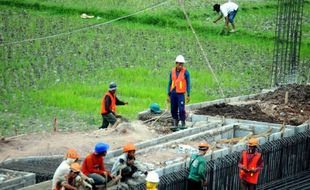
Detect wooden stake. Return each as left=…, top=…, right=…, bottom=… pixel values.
left=53, top=115, right=57, bottom=132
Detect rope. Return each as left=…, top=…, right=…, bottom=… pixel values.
left=0, top=0, right=170, bottom=46
left=178, top=0, right=225, bottom=98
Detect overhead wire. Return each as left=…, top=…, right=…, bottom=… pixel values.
left=178, top=0, right=225, bottom=98
left=0, top=0, right=170, bottom=46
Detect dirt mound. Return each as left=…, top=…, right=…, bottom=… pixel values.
left=195, top=84, right=310, bottom=126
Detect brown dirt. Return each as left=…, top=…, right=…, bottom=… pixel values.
left=0, top=121, right=158, bottom=161
left=195, top=84, right=310, bottom=126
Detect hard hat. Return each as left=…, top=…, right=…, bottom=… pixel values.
left=150, top=103, right=161, bottom=114
left=123, top=143, right=136, bottom=153
left=175, top=55, right=185, bottom=63
left=66, top=149, right=80, bottom=159
left=70, top=162, right=81, bottom=172
left=109, top=82, right=117, bottom=91
left=94, top=143, right=110, bottom=154
left=146, top=171, right=160, bottom=183
left=198, top=142, right=209, bottom=151
left=248, top=138, right=259, bottom=146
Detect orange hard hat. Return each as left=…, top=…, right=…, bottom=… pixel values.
left=66, top=149, right=80, bottom=159
left=248, top=138, right=259, bottom=146
left=198, top=142, right=209, bottom=151
left=123, top=143, right=136, bottom=152
left=70, top=162, right=81, bottom=172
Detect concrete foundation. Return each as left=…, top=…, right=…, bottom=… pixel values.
left=0, top=168, right=35, bottom=190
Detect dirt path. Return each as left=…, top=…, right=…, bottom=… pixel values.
left=0, top=121, right=157, bottom=161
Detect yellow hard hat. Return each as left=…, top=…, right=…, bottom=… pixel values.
left=66, top=149, right=80, bottom=159
left=248, top=138, right=259, bottom=146
left=70, top=163, right=81, bottom=172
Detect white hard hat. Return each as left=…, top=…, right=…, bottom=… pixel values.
left=145, top=171, right=160, bottom=183
left=175, top=55, right=185, bottom=63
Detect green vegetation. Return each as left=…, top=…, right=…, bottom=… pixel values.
left=0, top=0, right=309, bottom=136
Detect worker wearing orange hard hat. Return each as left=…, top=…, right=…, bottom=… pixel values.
left=52, top=149, right=93, bottom=190
left=186, top=142, right=209, bottom=190
left=111, top=143, right=147, bottom=182
left=238, top=138, right=264, bottom=190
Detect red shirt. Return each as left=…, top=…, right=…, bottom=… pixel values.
left=82, top=153, right=110, bottom=176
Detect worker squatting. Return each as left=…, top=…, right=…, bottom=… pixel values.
left=52, top=138, right=263, bottom=190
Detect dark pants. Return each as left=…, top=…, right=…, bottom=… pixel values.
left=170, top=91, right=185, bottom=122
left=100, top=113, right=116, bottom=129
left=241, top=179, right=257, bottom=190
left=186, top=178, right=202, bottom=190
left=120, top=165, right=138, bottom=182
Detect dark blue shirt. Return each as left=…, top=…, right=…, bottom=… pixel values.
left=167, top=68, right=190, bottom=96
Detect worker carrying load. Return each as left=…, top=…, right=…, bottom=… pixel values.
left=82, top=143, right=114, bottom=189
left=54, top=162, right=87, bottom=190
left=52, top=149, right=93, bottom=190
left=238, top=138, right=264, bottom=190
left=111, top=143, right=147, bottom=182
left=186, top=142, right=209, bottom=190
left=145, top=171, right=160, bottom=190
left=100, top=82, right=128, bottom=129
left=167, top=55, right=191, bottom=131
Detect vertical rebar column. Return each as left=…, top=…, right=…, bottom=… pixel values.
left=271, top=0, right=304, bottom=86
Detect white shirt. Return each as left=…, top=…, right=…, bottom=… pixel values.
left=52, top=160, right=71, bottom=188
left=220, top=2, right=238, bottom=17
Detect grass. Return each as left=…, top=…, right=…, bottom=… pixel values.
left=0, top=0, right=309, bottom=136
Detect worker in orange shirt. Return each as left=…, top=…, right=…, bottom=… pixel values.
left=82, top=143, right=114, bottom=187
left=238, top=138, right=264, bottom=190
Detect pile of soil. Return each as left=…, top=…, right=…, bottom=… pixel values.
left=138, top=111, right=174, bottom=134
left=195, top=84, right=310, bottom=126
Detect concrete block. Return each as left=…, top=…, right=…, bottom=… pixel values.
left=296, top=122, right=310, bottom=133
left=0, top=168, right=35, bottom=190
left=270, top=133, right=281, bottom=140
left=191, top=115, right=208, bottom=122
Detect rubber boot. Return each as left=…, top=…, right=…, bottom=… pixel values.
left=170, top=119, right=179, bottom=132
left=179, top=120, right=187, bottom=130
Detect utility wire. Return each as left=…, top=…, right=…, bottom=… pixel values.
left=178, top=0, right=225, bottom=98
left=0, top=0, right=170, bottom=46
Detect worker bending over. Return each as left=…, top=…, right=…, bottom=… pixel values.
left=54, top=163, right=83, bottom=190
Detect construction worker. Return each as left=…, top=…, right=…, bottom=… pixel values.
left=82, top=143, right=114, bottom=187
left=52, top=149, right=93, bottom=190
left=167, top=55, right=190, bottom=130
left=100, top=82, right=128, bottom=129
left=54, top=162, right=83, bottom=190
left=111, top=143, right=147, bottom=182
left=238, top=138, right=264, bottom=190
left=186, top=143, right=209, bottom=190
left=145, top=171, right=160, bottom=190
left=213, top=2, right=239, bottom=33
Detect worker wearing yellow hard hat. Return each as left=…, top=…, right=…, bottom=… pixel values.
left=146, top=171, right=160, bottom=190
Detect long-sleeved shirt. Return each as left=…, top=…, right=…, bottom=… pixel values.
left=81, top=153, right=110, bottom=176
left=238, top=151, right=264, bottom=171
left=167, top=68, right=190, bottom=96
left=104, top=93, right=126, bottom=114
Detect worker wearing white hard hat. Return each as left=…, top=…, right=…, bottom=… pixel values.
left=167, top=55, right=191, bottom=131
left=146, top=171, right=160, bottom=190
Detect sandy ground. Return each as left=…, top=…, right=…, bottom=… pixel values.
left=0, top=121, right=158, bottom=161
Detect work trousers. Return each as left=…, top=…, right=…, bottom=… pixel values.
left=241, top=179, right=257, bottom=190
left=101, top=113, right=116, bottom=129
left=170, top=91, right=185, bottom=122
left=186, top=178, right=203, bottom=190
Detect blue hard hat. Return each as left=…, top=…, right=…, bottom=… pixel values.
left=150, top=103, right=161, bottom=114
left=109, top=82, right=117, bottom=91
left=94, top=143, right=110, bottom=154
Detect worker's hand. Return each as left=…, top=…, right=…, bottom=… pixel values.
left=102, top=171, right=108, bottom=176
left=186, top=96, right=190, bottom=103
left=203, top=180, right=208, bottom=186
left=242, top=166, right=248, bottom=171
left=86, top=177, right=94, bottom=184
left=166, top=95, right=170, bottom=103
